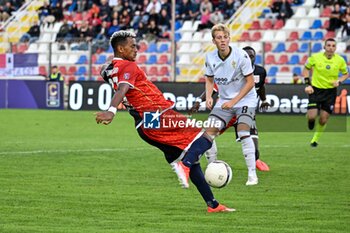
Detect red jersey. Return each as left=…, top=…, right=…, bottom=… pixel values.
left=110, top=58, right=201, bottom=150
left=111, top=58, right=173, bottom=114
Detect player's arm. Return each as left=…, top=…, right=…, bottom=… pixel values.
left=333, top=59, right=349, bottom=87
left=95, top=83, right=130, bottom=125
left=302, top=66, right=314, bottom=94
left=206, top=76, right=215, bottom=109
left=222, top=73, right=255, bottom=110
left=334, top=73, right=349, bottom=87
left=257, top=68, right=270, bottom=111
left=190, top=88, right=218, bottom=114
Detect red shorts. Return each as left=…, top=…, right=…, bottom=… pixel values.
left=140, top=109, right=202, bottom=150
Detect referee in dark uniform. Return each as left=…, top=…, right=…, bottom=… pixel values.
left=302, top=38, right=348, bottom=147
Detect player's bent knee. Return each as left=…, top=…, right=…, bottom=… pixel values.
left=237, top=130, right=250, bottom=140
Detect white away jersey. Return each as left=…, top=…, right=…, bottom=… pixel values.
left=205, top=45, right=257, bottom=107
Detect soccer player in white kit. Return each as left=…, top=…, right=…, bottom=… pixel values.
left=203, top=23, right=258, bottom=185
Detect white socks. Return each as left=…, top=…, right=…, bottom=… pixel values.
left=241, top=136, right=257, bottom=179
left=205, top=140, right=218, bottom=164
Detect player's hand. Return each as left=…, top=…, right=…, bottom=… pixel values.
left=304, top=85, right=314, bottom=94
left=221, top=100, right=235, bottom=110
left=189, top=101, right=201, bottom=115
left=333, top=80, right=340, bottom=87
left=95, top=111, right=115, bottom=125
left=259, top=101, right=271, bottom=111
left=206, top=97, right=213, bottom=110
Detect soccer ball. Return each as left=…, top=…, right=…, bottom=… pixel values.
left=204, top=160, right=232, bottom=188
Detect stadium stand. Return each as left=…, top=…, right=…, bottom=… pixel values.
left=1, top=0, right=349, bottom=83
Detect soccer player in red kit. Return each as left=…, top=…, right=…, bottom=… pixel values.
left=95, top=30, right=234, bottom=213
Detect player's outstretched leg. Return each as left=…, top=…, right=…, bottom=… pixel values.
left=187, top=163, right=235, bottom=213
left=170, top=162, right=189, bottom=188
left=205, top=140, right=218, bottom=164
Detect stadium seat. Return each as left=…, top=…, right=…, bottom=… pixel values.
left=320, top=7, right=332, bottom=17
left=298, top=43, right=309, bottom=53
left=292, top=66, right=302, bottom=76
left=138, top=41, right=148, bottom=52
left=287, top=31, right=299, bottom=41
left=287, top=54, right=300, bottom=65
left=59, top=66, right=67, bottom=75
left=262, top=31, right=274, bottom=41
left=239, top=31, right=251, bottom=41
left=106, top=45, right=113, bottom=53
left=95, top=55, right=107, bottom=64
left=286, top=42, right=299, bottom=52
left=75, top=66, right=87, bottom=75
left=298, top=19, right=310, bottom=30
left=68, top=66, right=77, bottom=75
left=77, top=76, right=86, bottom=81
left=310, top=19, right=322, bottom=29
left=273, top=19, right=284, bottom=30
left=189, top=43, right=201, bottom=53
left=307, top=8, right=320, bottom=18
left=68, top=54, right=79, bottom=64
left=251, top=31, right=262, bottom=41
left=336, top=42, right=346, bottom=53
left=180, top=32, right=193, bottom=42
left=39, top=66, right=47, bottom=76
left=159, top=66, right=170, bottom=76
left=280, top=66, right=290, bottom=72
left=177, top=54, right=191, bottom=64
left=284, top=19, right=296, bottom=30
left=265, top=54, right=276, bottom=65
left=136, top=54, right=147, bottom=64
left=275, top=31, right=286, bottom=41
left=91, top=66, right=100, bottom=76
left=272, top=43, right=286, bottom=53
left=293, top=7, right=307, bottom=18
left=322, top=20, right=329, bottom=29
left=178, top=43, right=190, bottom=53
left=312, top=31, right=324, bottom=41
left=300, top=31, right=312, bottom=41
left=267, top=66, right=278, bottom=76
left=146, top=55, right=157, bottom=64
left=255, top=54, right=262, bottom=64
left=76, top=55, right=88, bottom=64
left=146, top=42, right=158, bottom=53
left=311, top=43, right=322, bottom=52
left=175, top=21, right=182, bottom=31
left=192, top=32, right=203, bottom=41
left=180, top=20, right=193, bottom=32
left=276, top=54, right=288, bottom=64
left=174, top=32, right=181, bottom=42
left=264, top=43, right=272, bottom=53
left=249, top=20, right=261, bottom=30
left=300, top=55, right=308, bottom=64
left=157, top=54, right=169, bottom=64
left=158, top=43, right=169, bottom=53
left=325, top=30, right=335, bottom=39
left=148, top=66, right=159, bottom=76
left=262, top=19, right=273, bottom=30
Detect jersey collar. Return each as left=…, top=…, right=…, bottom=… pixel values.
left=217, top=46, right=232, bottom=61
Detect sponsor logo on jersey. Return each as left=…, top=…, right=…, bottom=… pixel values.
left=124, top=73, right=130, bottom=80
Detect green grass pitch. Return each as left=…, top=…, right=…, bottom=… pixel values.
left=0, top=109, right=349, bottom=233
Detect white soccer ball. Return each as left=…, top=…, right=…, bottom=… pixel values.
left=204, top=160, right=232, bottom=188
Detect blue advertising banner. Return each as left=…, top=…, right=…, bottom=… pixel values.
left=0, top=53, right=39, bottom=76
left=0, top=80, right=64, bottom=109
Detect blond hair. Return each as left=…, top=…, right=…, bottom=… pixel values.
left=211, top=24, right=230, bottom=39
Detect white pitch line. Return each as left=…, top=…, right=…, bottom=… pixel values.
left=0, top=147, right=154, bottom=156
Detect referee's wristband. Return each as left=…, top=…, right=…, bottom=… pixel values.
left=304, top=77, right=310, bottom=85
left=107, top=106, right=117, bottom=115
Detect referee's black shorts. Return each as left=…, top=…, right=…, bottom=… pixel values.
left=307, top=86, right=337, bottom=114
